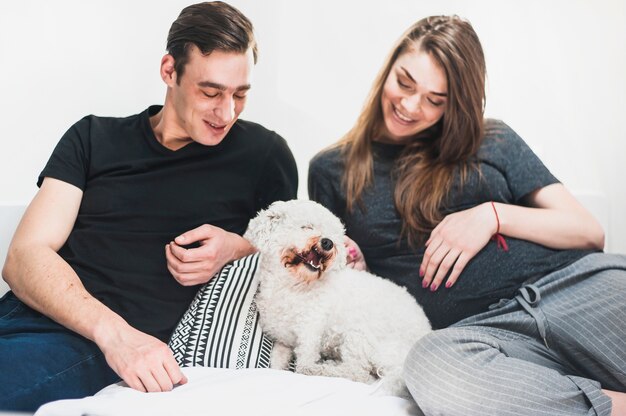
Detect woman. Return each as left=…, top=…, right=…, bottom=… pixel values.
left=308, top=15, right=626, bottom=416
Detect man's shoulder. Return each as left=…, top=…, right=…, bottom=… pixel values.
left=231, top=118, right=280, bottom=143
left=70, top=108, right=148, bottom=135
left=229, top=119, right=297, bottom=172
left=229, top=119, right=295, bottom=163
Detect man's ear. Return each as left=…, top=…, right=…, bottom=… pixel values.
left=160, top=54, right=177, bottom=86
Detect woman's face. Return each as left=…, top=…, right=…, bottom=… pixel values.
left=379, top=48, right=448, bottom=143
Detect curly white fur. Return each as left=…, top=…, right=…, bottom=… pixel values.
left=244, top=200, right=431, bottom=396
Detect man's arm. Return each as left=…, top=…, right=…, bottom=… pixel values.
left=2, top=177, right=186, bottom=392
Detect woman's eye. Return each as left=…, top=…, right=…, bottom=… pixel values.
left=397, top=79, right=411, bottom=90
left=427, top=98, right=444, bottom=107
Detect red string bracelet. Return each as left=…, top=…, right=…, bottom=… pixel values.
left=490, top=201, right=509, bottom=251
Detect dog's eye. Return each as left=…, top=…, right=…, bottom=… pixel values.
left=301, top=224, right=314, bottom=230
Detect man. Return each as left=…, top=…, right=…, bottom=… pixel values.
left=0, top=2, right=297, bottom=411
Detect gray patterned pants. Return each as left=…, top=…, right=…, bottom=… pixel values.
left=403, top=253, right=626, bottom=416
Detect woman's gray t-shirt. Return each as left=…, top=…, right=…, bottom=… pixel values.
left=309, top=119, right=594, bottom=329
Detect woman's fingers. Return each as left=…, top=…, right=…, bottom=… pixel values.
left=428, top=248, right=462, bottom=291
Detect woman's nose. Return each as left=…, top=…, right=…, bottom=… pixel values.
left=401, top=94, right=422, bottom=116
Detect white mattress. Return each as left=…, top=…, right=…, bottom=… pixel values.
left=34, top=367, right=421, bottom=416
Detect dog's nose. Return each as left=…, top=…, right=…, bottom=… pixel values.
left=320, top=238, right=334, bottom=251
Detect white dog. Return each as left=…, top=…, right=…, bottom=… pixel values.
left=244, top=199, right=431, bottom=396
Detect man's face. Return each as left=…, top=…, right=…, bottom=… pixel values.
left=166, top=45, right=254, bottom=147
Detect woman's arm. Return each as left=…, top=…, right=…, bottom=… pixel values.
left=420, top=183, right=604, bottom=291
left=497, top=183, right=604, bottom=250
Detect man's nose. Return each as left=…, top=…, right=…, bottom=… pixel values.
left=213, top=95, right=235, bottom=124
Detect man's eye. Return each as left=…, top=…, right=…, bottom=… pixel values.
left=203, top=92, right=219, bottom=98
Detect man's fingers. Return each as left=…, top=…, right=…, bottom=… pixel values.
left=166, top=246, right=218, bottom=285
left=170, top=241, right=219, bottom=265
left=124, top=374, right=147, bottom=393
left=165, top=244, right=181, bottom=266
left=171, top=269, right=217, bottom=286
left=169, top=270, right=213, bottom=286
left=139, top=370, right=164, bottom=393
left=165, top=245, right=186, bottom=278
left=168, top=242, right=202, bottom=263
left=163, top=358, right=187, bottom=387
left=166, top=245, right=210, bottom=273
left=174, top=224, right=215, bottom=246
left=151, top=366, right=174, bottom=392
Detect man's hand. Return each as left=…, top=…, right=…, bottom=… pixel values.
left=98, top=325, right=187, bottom=392
left=166, top=224, right=254, bottom=286
left=420, top=202, right=496, bottom=291
left=345, top=235, right=367, bottom=271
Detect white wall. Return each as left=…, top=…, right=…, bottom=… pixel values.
left=1, top=0, right=624, bottom=252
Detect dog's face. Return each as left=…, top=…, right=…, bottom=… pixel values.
left=245, top=200, right=348, bottom=284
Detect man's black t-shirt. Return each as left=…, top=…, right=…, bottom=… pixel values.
left=39, top=105, right=298, bottom=341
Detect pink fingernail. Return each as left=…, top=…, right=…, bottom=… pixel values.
left=348, top=247, right=357, bottom=256
left=445, top=281, right=453, bottom=289
left=422, top=280, right=429, bottom=289
left=419, top=269, right=425, bottom=277
left=430, top=283, right=438, bottom=292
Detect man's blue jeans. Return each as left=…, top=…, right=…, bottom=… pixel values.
left=0, top=291, right=120, bottom=412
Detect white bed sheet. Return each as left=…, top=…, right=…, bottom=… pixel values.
left=34, top=367, right=421, bottom=416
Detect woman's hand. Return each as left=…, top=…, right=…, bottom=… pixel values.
left=420, top=202, right=496, bottom=291
left=344, top=236, right=367, bottom=271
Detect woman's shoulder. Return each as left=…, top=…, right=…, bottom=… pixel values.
left=309, top=143, right=345, bottom=172
left=478, top=119, right=547, bottom=169
left=480, top=118, right=528, bottom=152
left=483, top=118, right=519, bottom=140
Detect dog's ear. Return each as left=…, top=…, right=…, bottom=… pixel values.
left=243, top=202, right=285, bottom=250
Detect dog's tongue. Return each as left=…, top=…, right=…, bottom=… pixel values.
left=306, top=251, right=321, bottom=267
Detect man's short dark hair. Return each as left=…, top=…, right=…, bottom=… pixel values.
left=166, top=1, right=257, bottom=82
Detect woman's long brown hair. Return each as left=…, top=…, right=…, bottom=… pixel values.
left=338, top=15, right=486, bottom=246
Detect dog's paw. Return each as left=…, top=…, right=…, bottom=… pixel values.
left=376, top=378, right=412, bottom=398
left=295, top=363, right=327, bottom=376
left=270, top=341, right=294, bottom=370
